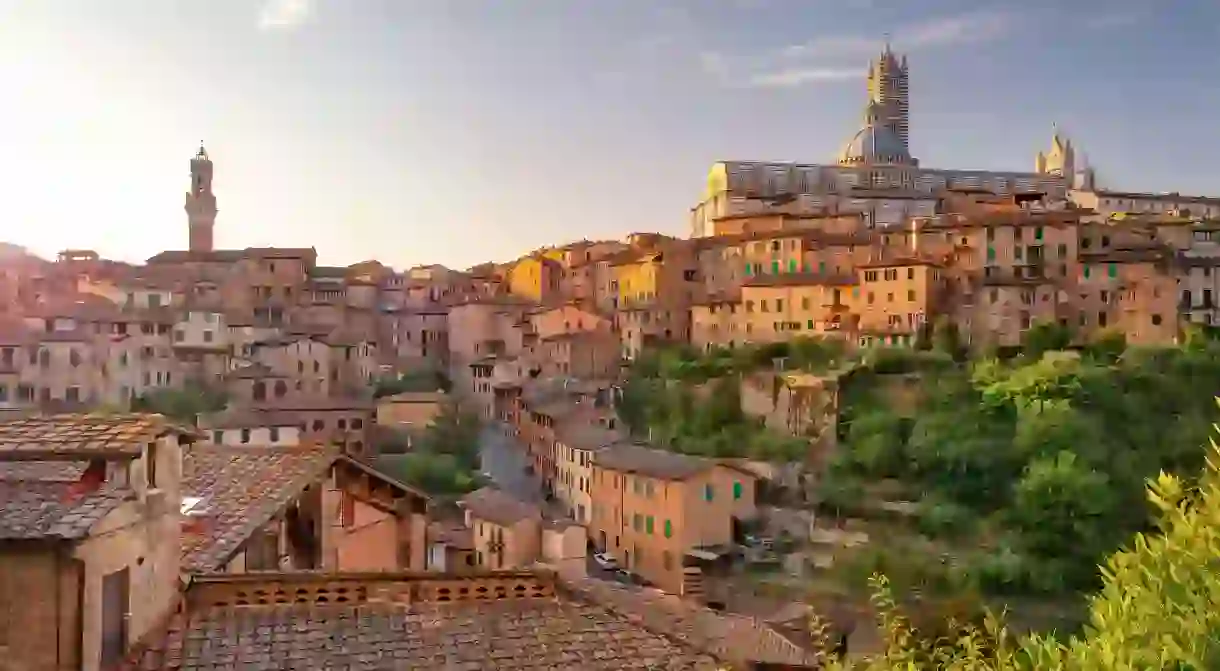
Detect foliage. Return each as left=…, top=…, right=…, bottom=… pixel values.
left=373, top=369, right=451, bottom=397
left=375, top=452, right=480, bottom=498
left=618, top=350, right=811, bottom=463
left=829, top=339, right=1220, bottom=601
left=131, top=383, right=228, bottom=424
left=814, top=418, right=1220, bottom=669
left=375, top=400, right=482, bottom=498
left=1020, top=320, right=1072, bottom=359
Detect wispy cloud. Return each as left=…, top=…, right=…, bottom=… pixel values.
left=1082, top=10, right=1142, bottom=31
left=749, top=67, right=862, bottom=88
left=728, top=10, right=1016, bottom=89
left=258, top=0, right=314, bottom=32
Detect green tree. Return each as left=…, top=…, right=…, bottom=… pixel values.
left=815, top=404, right=1220, bottom=670
left=1006, top=451, right=1121, bottom=590
left=132, top=383, right=228, bottom=424
left=930, top=316, right=967, bottom=361
left=418, top=400, right=482, bottom=469
left=1021, top=320, right=1072, bottom=359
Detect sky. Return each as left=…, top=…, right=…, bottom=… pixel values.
left=0, top=0, right=1216, bottom=269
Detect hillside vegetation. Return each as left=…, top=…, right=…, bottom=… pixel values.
left=622, top=325, right=1220, bottom=614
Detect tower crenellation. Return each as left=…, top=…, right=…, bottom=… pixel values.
left=185, top=143, right=217, bottom=253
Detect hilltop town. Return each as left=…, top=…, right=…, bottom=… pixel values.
left=2, top=46, right=1219, bottom=669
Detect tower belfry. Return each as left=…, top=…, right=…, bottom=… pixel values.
left=867, top=42, right=910, bottom=152
left=185, top=142, right=217, bottom=253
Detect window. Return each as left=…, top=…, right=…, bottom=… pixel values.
left=770, top=261, right=779, bottom=274
left=664, top=520, right=673, bottom=538
left=787, top=259, right=797, bottom=273
left=352, top=418, right=363, bottom=429
left=240, top=428, right=251, bottom=444
left=986, top=247, right=996, bottom=262
left=269, top=427, right=280, bottom=442
left=1107, top=263, right=1117, bottom=278
left=212, top=430, right=223, bottom=444
left=1083, top=266, right=1091, bottom=279
left=1152, top=314, right=1163, bottom=326
left=819, top=261, right=827, bottom=274
left=703, top=484, right=714, bottom=501
left=733, top=481, right=743, bottom=500
left=633, top=513, right=642, bottom=531
left=907, top=290, right=915, bottom=301
left=146, top=442, right=159, bottom=489
left=645, top=516, right=654, bottom=534
left=1035, top=226, right=1044, bottom=241
left=66, top=386, right=80, bottom=402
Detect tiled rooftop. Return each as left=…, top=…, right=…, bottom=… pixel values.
left=180, top=446, right=339, bottom=572
left=0, top=413, right=194, bottom=460
left=459, top=487, right=542, bottom=528
left=566, top=577, right=820, bottom=667
left=0, top=481, right=132, bottom=540
left=593, top=444, right=717, bottom=481
left=122, top=571, right=728, bottom=670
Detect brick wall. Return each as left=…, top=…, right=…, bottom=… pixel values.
left=0, top=544, right=83, bottom=671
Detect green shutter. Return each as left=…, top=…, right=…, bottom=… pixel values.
left=704, top=484, right=714, bottom=501
left=807, top=319, right=814, bottom=329
left=1084, top=266, right=1091, bottom=279
left=733, top=482, right=742, bottom=500
left=819, top=261, right=827, bottom=273
left=788, top=259, right=797, bottom=273
left=986, top=247, right=996, bottom=261
left=1108, top=263, right=1117, bottom=278
left=646, top=516, right=654, bottom=534
left=744, top=264, right=752, bottom=276
left=1035, top=226, right=1044, bottom=240
left=664, top=520, right=672, bottom=538
left=771, top=261, right=779, bottom=274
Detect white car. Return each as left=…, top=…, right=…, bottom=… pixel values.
left=592, top=552, right=617, bottom=569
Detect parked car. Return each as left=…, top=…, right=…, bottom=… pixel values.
left=592, top=552, right=617, bottom=569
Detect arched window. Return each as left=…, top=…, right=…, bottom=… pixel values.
left=252, top=381, right=267, bottom=401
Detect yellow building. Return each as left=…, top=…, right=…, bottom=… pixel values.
left=508, top=256, right=562, bottom=304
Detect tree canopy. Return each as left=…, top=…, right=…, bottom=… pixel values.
left=816, top=414, right=1220, bottom=669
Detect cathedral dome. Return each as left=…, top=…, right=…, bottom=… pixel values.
left=837, top=122, right=913, bottom=166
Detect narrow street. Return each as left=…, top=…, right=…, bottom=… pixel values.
left=476, top=423, right=542, bottom=504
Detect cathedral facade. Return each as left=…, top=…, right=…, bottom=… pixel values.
left=690, top=45, right=1072, bottom=237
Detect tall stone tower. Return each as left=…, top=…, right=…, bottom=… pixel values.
left=867, top=43, right=910, bottom=152
left=185, top=144, right=217, bottom=253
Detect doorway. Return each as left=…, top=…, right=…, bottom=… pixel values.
left=100, top=567, right=130, bottom=666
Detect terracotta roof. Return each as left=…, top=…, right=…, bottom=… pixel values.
left=554, top=418, right=622, bottom=451
left=197, top=408, right=301, bottom=430
left=0, top=481, right=132, bottom=540
left=428, top=521, right=475, bottom=550
left=459, top=487, right=542, bottom=528
left=382, top=391, right=446, bottom=404
left=0, top=460, right=88, bottom=482
left=0, top=413, right=195, bottom=460
left=146, top=247, right=318, bottom=264
left=858, top=256, right=942, bottom=269
left=564, top=576, right=821, bottom=667
left=225, top=362, right=284, bottom=380
left=742, top=272, right=858, bottom=288
left=593, top=444, right=753, bottom=482
left=180, top=445, right=339, bottom=572
left=253, top=395, right=374, bottom=412
left=123, top=571, right=722, bottom=670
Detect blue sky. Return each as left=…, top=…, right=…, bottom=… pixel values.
left=0, top=0, right=1213, bottom=269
